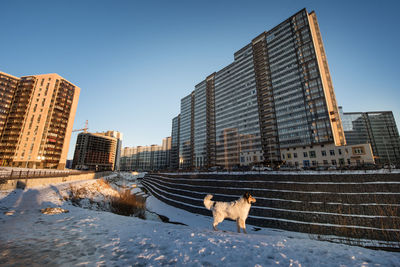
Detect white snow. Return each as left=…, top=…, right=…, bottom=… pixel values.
left=0, top=174, right=399, bottom=266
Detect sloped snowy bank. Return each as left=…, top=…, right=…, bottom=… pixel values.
left=0, top=175, right=399, bottom=266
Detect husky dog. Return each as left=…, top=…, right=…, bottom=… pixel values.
left=204, top=193, right=256, bottom=234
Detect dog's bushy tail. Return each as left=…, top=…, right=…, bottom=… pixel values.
left=203, top=194, right=214, bottom=210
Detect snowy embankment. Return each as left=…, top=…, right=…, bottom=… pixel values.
left=0, top=175, right=399, bottom=266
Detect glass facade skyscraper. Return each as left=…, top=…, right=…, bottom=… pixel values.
left=340, top=107, right=400, bottom=165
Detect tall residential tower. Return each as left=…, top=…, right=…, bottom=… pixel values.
left=0, top=72, right=80, bottom=169
left=176, top=8, right=345, bottom=170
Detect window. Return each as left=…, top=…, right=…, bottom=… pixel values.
left=339, top=158, right=345, bottom=165
left=338, top=149, right=342, bottom=155
left=303, top=152, right=308, bottom=157
left=309, top=151, right=316, bottom=158
left=323, top=160, right=328, bottom=165
left=331, top=160, right=337, bottom=165
left=330, top=150, right=335, bottom=156
left=287, top=153, right=292, bottom=159
left=321, top=150, right=326, bottom=156
left=282, top=154, right=285, bottom=159
left=312, top=161, right=317, bottom=166
left=353, top=147, right=365, bottom=155
left=293, top=153, right=297, bottom=158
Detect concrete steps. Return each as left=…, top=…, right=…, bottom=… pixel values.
left=142, top=173, right=400, bottom=242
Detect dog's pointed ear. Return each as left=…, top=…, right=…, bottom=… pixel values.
left=243, top=192, right=249, bottom=199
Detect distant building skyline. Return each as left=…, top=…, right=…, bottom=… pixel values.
left=120, top=136, right=171, bottom=171
left=1, top=1, right=399, bottom=161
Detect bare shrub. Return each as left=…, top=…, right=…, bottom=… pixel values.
left=110, top=189, right=146, bottom=219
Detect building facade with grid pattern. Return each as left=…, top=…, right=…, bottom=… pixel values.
left=0, top=72, right=80, bottom=169
left=174, top=8, right=346, bottom=170
left=340, top=107, right=400, bottom=165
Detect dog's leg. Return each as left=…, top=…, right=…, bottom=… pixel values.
left=213, top=213, right=224, bottom=231
left=239, top=219, right=247, bottom=234
left=236, top=219, right=241, bottom=233
left=213, top=223, right=218, bottom=231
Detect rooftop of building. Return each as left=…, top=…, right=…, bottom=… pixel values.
left=0, top=71, right=20, bottom=80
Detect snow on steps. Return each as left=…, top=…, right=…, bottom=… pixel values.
left=141, top=172, right=400, bottom=247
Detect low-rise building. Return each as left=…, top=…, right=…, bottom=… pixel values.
left=281, top=143, right=374, bottom=169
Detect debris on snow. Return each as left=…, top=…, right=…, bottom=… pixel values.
left=41, top=207, right=69, bottom=215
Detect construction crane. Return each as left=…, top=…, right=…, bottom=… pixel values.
left=72, top=120, right=89, bottom=133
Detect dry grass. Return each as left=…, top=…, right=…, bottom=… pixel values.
left=110, top=189, right=146, bottom=219
left=66, top=179, right=147, bottom=219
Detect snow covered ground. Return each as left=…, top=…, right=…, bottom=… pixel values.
left=1, top=174, right=399, bottom=266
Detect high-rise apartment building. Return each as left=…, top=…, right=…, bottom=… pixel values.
left=179, top=93, right=194, bottom=169
left=170, top=115, right=180, bottom=169
left=176, top=8, right=345, bottom=170
left=120, top=137, right=171, bottom=171
left=0, top=72, right=20, bottom=136
left=0, top=72, right=80, bottom=169
left=72, top=132, right=118, bottom=171
left=161, top=136, right=172, bottom=168
left=340, top=107, right=400, bottom=165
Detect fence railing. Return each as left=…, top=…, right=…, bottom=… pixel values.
left=0, top=169, right=92, bottom=181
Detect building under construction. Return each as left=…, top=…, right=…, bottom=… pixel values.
left=72, top=131, right=122, bottom=171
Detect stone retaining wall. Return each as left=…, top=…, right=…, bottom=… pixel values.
left=0, top=171, right=113, bottom=190
left=142, top=173, right=400, bottom=243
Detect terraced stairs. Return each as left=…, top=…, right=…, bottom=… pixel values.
left=141, top=172, right=400, bottom=246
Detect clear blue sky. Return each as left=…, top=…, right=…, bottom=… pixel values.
left=1, top=0, right=399, bottom=159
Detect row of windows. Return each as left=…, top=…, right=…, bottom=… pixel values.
left=296, top=158, right=349, bottom=167
left=282, top=148, right=345, bottom=159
